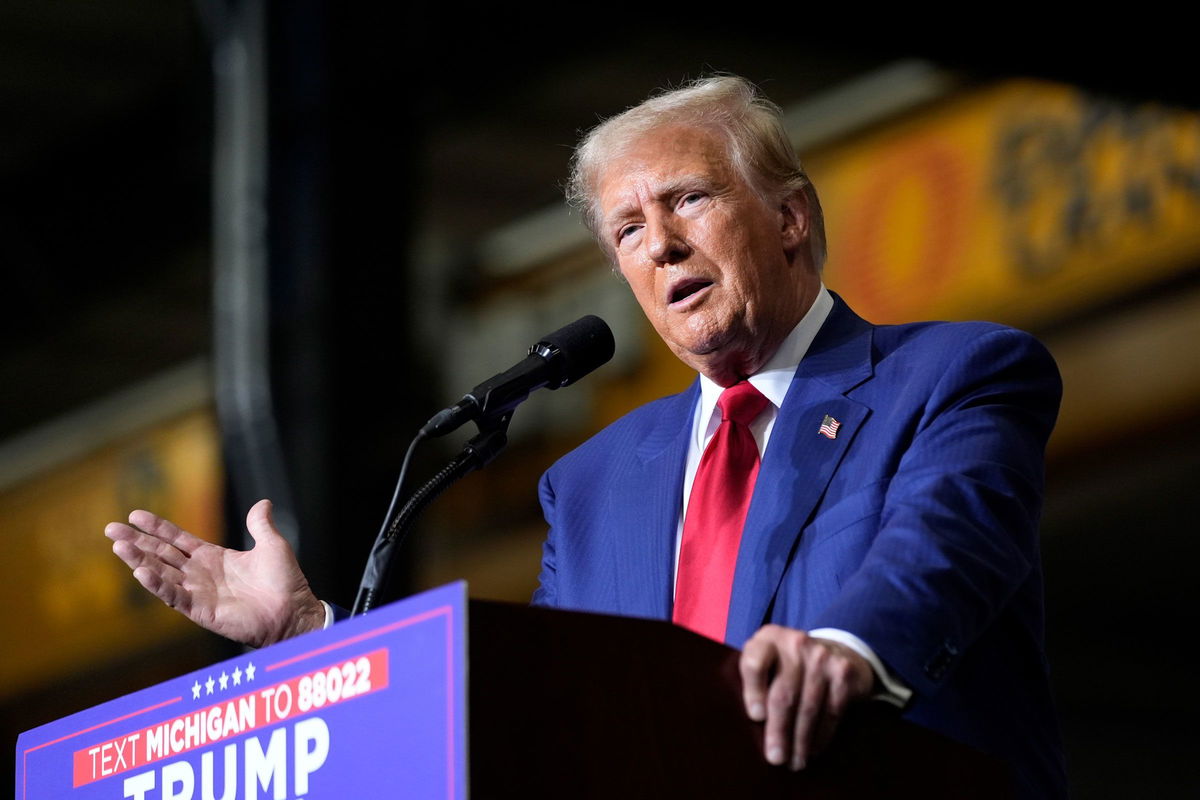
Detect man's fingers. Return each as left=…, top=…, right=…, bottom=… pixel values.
left=742, top=629, right=879, bottom=773
left=131, top=564, right=190, bottom=611
left=816, top=695, right=844, bottom=762
left=105, top=522, right=148, bottom=546
left=126, top=510, right=205, bottom=555
left=104, top=522, right=129, bottom=541
left=763, top=650, right=803, bottom=766
left=112, top=539, right=186, bottom=585
left=111, top=536, right=180, bottom=574
left=792, top=657, right=829, bottom=770
left=797, top=645, right=873, bottom=768
left=740, top=629, right=781, bottom=722
left=825, top=655, right=857, bottom=718
left=108, top=524, right=189, bottom=570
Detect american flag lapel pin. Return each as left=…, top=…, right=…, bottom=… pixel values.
left=818, top=414, right=841, bottom=439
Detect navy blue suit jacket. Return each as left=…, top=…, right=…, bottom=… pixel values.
left=532, top=296, right=1067, bottom=797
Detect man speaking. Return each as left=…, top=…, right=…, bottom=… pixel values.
left=107, top=76, right=1066, bottom=797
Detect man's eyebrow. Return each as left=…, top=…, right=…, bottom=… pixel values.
left=659, top=174, right=716, bottom=197
left=603, top=201, right=639, bottom=228
left=602, top=174, right=718, bottom=229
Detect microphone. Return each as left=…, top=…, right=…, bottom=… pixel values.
left=420, top=315, right=615, bottom=438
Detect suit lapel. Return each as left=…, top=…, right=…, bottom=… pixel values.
left=725, top=297, right=876, bottom=646
left=606, top=382, right=697, bottom=619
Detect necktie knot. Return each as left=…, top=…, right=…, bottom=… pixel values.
left=717, top=381, right=769, bottom=427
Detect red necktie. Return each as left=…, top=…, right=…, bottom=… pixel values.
left=673, top=381, right=769, bottom=642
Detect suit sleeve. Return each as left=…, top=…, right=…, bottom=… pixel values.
left=811, top=328, right=1061, bottom=699
left=531, top=468, right=558, bottom=608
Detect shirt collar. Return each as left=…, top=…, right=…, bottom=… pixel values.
left=694, top=285, right=833, bottom=442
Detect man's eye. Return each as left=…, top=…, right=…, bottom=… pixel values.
left=618, top=224, right=642, bottom=241
left=679, top=192, right=705, bottom=207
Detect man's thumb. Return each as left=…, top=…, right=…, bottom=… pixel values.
left=245, top=499, right=280, bottom=544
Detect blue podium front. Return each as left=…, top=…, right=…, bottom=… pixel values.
left=17, top=582, right=468, bottom=800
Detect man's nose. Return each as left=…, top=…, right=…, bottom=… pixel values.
left=645, top=212, right=691, bottom=265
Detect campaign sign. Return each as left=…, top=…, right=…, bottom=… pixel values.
left=16, top=582, right=467, bottom=800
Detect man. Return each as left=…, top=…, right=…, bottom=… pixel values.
left=107, top=76, right=1066, bottom=797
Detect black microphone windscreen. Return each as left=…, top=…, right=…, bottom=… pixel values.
left=540, top=315, right=615, bottom=387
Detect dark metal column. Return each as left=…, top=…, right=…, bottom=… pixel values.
left=210, top=0, right=300, bottom=551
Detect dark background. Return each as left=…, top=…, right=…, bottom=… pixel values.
left=2, top=4, right=1196, bottom=795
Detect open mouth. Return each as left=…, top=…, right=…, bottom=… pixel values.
left=669, top=279, right=713, bottom=305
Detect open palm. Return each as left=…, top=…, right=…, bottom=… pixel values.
left=106, top=499, right=325, bottom=647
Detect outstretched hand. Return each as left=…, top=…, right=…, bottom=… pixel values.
left=105, top=499, right=326, bottom=648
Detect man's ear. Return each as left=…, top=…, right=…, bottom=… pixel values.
left=779, top=190, right=810, bottom=254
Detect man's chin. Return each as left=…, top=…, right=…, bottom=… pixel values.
left=666, top=316, right=734, bottom=356
left=670, top=336, right=725, bottom=363
left=670, top=339, right=755, bottom=384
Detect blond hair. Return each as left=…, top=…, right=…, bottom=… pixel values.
left=566, top=75, right=826, bottom=269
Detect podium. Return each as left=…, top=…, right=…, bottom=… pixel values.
left=18, top=583, right=1010, bottom=798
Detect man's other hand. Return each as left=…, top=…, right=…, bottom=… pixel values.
left=105, top=499, right=325, bottom=648
left=739, top=624, right=874, bottom=771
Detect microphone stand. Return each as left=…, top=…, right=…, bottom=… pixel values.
left=351, top=412, right=512, bottom=616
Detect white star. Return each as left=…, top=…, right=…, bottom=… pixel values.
left=191, top=680, right=201, bottom=700
left=205, top=675, right=215, bottom=695
left=245, top=662, right=256, bottom=682
left=218, top=671, right=229, bottom=691
left=232, top=666, right=242, bottom=686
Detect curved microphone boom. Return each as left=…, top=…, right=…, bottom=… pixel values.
left=420, top=315, right=615, bottom=438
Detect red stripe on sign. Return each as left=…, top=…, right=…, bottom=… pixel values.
left=71, top=648, right=389, bottom=787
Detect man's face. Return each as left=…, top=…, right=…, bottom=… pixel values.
left=595, top=124, right=817, bottom=384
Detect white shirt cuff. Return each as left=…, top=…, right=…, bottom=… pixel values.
left=320, top=600, right=335, bottom=630
left=808, top=627, right=912, bottom=708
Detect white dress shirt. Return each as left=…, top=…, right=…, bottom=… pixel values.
left=674, top=286, right=910, bottom=707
